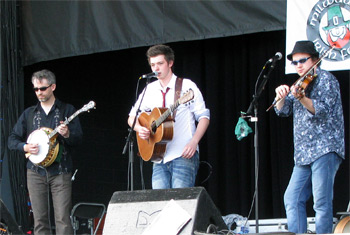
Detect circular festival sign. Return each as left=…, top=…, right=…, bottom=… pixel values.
left=306, top=1, right=350, bottom=62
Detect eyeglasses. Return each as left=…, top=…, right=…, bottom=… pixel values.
left=33, top=84, right=52, bottom=92
left=291, top=57, right=311, bottom=66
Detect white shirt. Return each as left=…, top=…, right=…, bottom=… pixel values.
left=129, top=74, right=210, bottom=163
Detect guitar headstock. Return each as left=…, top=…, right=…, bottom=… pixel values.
left=81, top=101, right=96, bottom=113
left=179, top=89, right=194, bottom=105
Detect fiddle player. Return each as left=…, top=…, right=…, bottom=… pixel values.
left=273, top=40, right=345, bottom=234
left=8, top=69, right=83, bottom=234
left=128, top=44, right=210, bottom=189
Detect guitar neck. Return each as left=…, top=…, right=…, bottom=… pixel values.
left=155, top=100, right=180, bottom=128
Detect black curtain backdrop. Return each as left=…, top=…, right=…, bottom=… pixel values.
left=21, top=30, right=349, bottom=221
left=0, top=0, right=29, bottom=230
left=21, top=0, right=286, bottom=65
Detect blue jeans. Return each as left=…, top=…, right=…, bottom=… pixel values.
left=284, top=152, right=342, bottom=234
left=152, top=152, right=199, bottom=189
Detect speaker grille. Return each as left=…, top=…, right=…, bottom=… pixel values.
left=103, top=187, right=226, bottom=234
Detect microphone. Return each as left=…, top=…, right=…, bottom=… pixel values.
left=267, top=52, right=283, bottom=63
left=140, top=71, right=158, bottom=79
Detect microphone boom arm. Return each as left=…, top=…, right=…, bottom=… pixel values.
left=246, top=58, right=278, bottom=115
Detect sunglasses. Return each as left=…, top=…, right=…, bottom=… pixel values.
left=33, top=84, right=52, bottom=92
left=291, top=57, right=311, bottom=66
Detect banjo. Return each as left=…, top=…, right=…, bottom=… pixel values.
left=26, top=101, right=95, bottom=167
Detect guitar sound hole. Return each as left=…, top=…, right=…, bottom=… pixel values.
left=151, top=122, right=157, bottom=134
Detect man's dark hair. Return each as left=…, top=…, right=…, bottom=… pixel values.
left=146, top=44, right=175, bottom=64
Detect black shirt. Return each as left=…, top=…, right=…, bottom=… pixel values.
left=8, top=99, right=83, bottom=176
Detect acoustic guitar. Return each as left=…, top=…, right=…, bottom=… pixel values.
left=26, top=101, right=96, bottom=167
left=136, top=89, right=194, bottom=161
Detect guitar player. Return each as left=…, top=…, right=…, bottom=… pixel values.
left=128, top=44, right=210, bottom=189
left=8, top=69, right=83, bottom=234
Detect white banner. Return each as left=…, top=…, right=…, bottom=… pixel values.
left=286, top=0, right=350, bottom=74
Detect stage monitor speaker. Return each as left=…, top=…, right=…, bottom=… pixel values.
left=0, top=199, right=24, bottom=234
left=103, top=187, right=226, bottom=234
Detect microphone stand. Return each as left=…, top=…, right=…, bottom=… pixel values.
left=243, top=59, right=278, bottom=233
left=122, top=77, right=151, bottom=191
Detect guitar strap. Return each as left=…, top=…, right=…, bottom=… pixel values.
left=173, top=77, right=183, bottom=120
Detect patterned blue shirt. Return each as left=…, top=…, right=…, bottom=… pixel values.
left=275, top=67, right=345, bottom=165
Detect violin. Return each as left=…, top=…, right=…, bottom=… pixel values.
left=266, top=44, right=335, bottom=112
left=293, top=71, right=317, bottom=98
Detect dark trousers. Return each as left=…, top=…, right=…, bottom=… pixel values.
left=27, top=169, right=73, bottom=235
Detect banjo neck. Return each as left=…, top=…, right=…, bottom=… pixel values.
left=47, top=112, right=78, bottom=139
left=47, top=101, right=96, bottom=139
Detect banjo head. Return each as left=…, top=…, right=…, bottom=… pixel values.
left=27, top=129, right=50, bottom=164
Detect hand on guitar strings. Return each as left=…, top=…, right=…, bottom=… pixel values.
left=58, top=121, right=70, bottom=138
left=137, top=126, right=150, bottom=140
